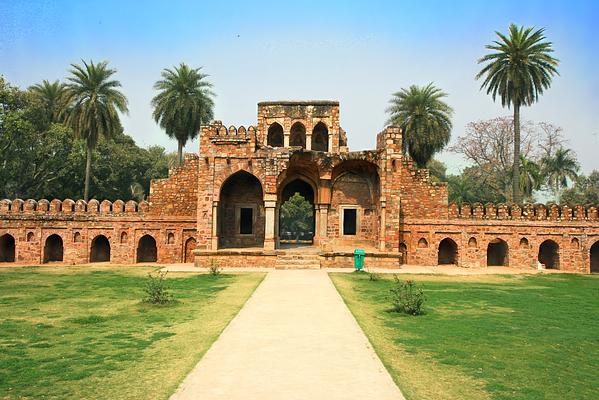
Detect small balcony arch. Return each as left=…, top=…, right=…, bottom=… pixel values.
left=311, top=122, right=329, bottom=152
left=289, top=122, right=306, bottom=148
left=267, top=122, right=284, bottom=147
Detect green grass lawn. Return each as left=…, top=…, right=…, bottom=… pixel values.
left=331, top=272, right=599, bottom=400
left=0, top=265, right=264, bottom=400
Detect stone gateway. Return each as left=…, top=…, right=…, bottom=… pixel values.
left=1, top=101, right=598, bottom=272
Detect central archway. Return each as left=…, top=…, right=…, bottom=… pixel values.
left=44, top=234, right=63, bottom=263
left=0, top=234, right=15, bottom=262
left=90, top=235, right=111, bottom=262
left=279, top=178, right=315, bottom=245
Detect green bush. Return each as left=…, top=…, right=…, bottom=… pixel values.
left=390, top=276, right=425, bottom=315
left=209, top=260, right=221, bottom=277
left=143, top=270, right=173, bottom=305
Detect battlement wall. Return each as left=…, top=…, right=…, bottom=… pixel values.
left=0, top=198, right=149, bottom=215
left=448, top=202, right=598, bottom=222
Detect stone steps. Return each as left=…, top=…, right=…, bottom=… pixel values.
left=275, top=253, right=321, bottom=269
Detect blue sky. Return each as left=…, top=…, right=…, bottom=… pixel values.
left=1, top=0, right=598, bottom=173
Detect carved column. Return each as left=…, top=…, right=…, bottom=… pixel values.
left=264, top=199, right=277, bottom=250
left=284, top=132, right=290, bottom=147
left=211, top=201, right=219, bottom=250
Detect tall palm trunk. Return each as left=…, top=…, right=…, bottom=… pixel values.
left=177, top=140, right=184, bottom=167
left=512, top=101, right=521, bottom=204
left=84, top=144, right=92, bottom=202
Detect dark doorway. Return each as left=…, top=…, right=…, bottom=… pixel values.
left=240, top=208, right=253, bottom=234
left=487, top=239, right=508, bottom=266
left=279, top=179, right=315, bottom=244
left=90, top=235, right=111, bottom=262
left=0, top=234, right=15, bottom=262
left=343, top=209, right=357, bottom=235
left=184, top=237, right=196, bottom=263
left=538, top=240, right=559, bottom=269
left=311, top=122, right=329, bottom=152
left=44, top=234, right=63, bottom=263
left=267, top=123, right=284, bottom=147
left=137, top=235, right=157, bottom=263
left=590, top=241, right=599, bottom=273
left=438, top=238, right=458, bottom=265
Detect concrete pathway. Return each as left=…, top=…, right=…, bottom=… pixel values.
left=169, top=270, right=405, bottom=400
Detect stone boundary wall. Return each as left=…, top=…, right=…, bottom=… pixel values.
left=0, top=207, right=196, bottom=265
left=399, top=218, right=599, bottom=273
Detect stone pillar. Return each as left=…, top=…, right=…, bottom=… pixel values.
left=284, top=132, right=290, bottom=148
left=211, top=201, right=219, bottom=250
left=306, top=133, right=312, bottom=150
left=264, top=198, right=277, bottom=250
left=313, top=204, right=320, bottom=245
left=319, top=205, right=329, bottom=240
left=328, top=134, right=333, bottom=153
left=379, top=199, right=386, bottom=252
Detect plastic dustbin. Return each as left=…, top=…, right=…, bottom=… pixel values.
left=353, top=249, right=365, bottom=270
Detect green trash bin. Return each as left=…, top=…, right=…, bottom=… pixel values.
left=354, top=249, right=365, bottom=271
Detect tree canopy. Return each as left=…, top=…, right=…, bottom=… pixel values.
left=0, top=76, right=169, bottom=201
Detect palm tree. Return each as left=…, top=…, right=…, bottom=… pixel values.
left=477, top=24, right=559, bottom=204
left=541, top=148, right=579, bottom=203
left=29, top=79, right=66, bottom=123
left=152, top=63, right=215, bottom=167
left=386, top=83, right=453, bottom=167
left=62, top=60, right=128, bottom=202
left=519, top=156, right=542, bottom=200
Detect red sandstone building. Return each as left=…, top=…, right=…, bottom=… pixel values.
left=1, top=101, right=599, bottom=272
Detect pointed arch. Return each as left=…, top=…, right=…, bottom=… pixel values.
left=289, top=122, right=306, bottom=148
left=90, top=235, right=111, bottom=262
left=487, top=238, right=508, bottom=266
left=438, top=238, right=458, bottom=265
left=218, top=170, right=265, bottom=248
left=311, top=121, right=329, bottom=152
left=0, top=234, right=15, bottom=262
left=267, top=122, right=284, bottom=147
left=538, top=240, right=559, bottom=269
left=44, top=234, right=63, bottom=263
left=137, top=235, right=157, bottom=263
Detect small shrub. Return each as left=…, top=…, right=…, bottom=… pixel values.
left=368, top=271, right=381, bottom=281
left=208, top=259, right=221, bottom=277
left=390, top=276, right=425, bottom=315
left=143, top=270, right=173, bottom=305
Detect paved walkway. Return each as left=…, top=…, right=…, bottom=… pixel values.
left=170, top=270, right=405, bottom=400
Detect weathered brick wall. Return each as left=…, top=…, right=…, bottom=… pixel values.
left=148, top=153, right=199, bottom=216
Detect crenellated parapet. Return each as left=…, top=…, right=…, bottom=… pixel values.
left=0, top=198, right=149, bottom=216
left=449, top=202, right=599, bottom=221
